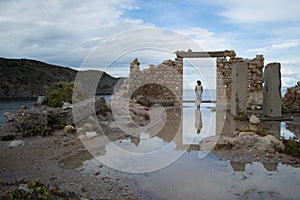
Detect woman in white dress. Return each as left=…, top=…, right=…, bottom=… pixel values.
left=195, top=80, right=203, bottom=109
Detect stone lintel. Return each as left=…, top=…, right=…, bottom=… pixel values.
left=176, top=50, right=235, bottom=58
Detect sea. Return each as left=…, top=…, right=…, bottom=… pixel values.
left=0, top=88, right=288, bottom=126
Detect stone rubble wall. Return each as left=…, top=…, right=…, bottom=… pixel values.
left=216, top=52, right=264, bottom=109
left=115, top=51, right=265, bottom=110
left=282, top=81, right=300, bottom=113
left=114, top=58, right=183, bottom=104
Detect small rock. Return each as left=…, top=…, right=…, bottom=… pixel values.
left=18, top=184, right=29, bottom=193
left=109, top=122, right=118, bottom=129
left=37, top=95, right=46, bottom=105
left=1, top=134, right=16, bottom=141
left=3, top=112, right=13, bottom=122
left=3, top=112, right=10, bottom=118
left=83, top=123, right=94, bottom=131
left=100, top=121, right=110, bottom=126
left=86, top=131, right=97, bottom=138
left=9, top=140, right=25, bottom=147
left=62, top=102, right=73, bottom=110
left=77, top=127, right=84, bottom=133
left=94, top=171, right=100, bottom=176
left=250, top=115, right=260, bottom=124
left=63, top=125, right=76, bottom=133
left=87, top=116, right=96, bottom=124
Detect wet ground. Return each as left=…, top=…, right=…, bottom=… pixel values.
left=77, top=103, right=300, bottom=199
left=0, top=102, right=299, bottom=199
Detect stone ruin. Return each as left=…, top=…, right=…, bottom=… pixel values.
left=114, top=50, right=282, bottom=117
left=216, top=53, right=264, bottom=110
left=176, top=50, right=265, bottom=110
left=114, top=57, right=183, bottom=106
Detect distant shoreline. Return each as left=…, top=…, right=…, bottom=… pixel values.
left=0, top=97, right=38, bottom=101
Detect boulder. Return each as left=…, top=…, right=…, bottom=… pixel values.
left=10, top=105, right=73, bottom=131
left=257, top=134, right=280, bottom=146
left=47, top=108, right=73, bottom=129
left=250, top=115, right=260, bottom=124
left=13, top=109, right=48, bottom=131
left=236, top=132, right=257, bottom=145
left=95, top=96, right=110, bottom=115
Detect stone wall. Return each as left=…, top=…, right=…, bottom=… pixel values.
left=216, top=53, right=264, bottom=109
left=114, top=51, right=265, bottom=110
left=114, top=58, right=183, bottom=105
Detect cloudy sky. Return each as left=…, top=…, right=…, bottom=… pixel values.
left=1, top=0, right=300, bottom=88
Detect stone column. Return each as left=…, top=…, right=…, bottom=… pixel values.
left=231, top=62, right=248, bottom=116
left=175, top=57, right=183, bottom=105
left=263, top=63, right=281, bottom=117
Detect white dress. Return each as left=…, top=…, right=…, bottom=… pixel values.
left=195, top=85, right=203, bottom=106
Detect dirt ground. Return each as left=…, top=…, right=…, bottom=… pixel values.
left=0, top=123, right=141, bottom=200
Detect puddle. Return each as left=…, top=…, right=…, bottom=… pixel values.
left=71, top=103, right=299, bottom=199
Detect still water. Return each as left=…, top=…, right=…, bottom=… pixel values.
left=79, top=103, right=299, bottom=200
left=1, top=92, right=299, bottom=199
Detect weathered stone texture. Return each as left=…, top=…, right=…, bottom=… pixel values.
left=217, top=54, right=264, bottom=109
left=231, top=62, right=248, bottom=116
left=114, top=58, right=183, bottom=105
left=282, top=81, right=300, bottom=113
left=263, top=63, right=281, bottom=117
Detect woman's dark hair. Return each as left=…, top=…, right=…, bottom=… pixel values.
left=197, top=80, right=201, bottom=85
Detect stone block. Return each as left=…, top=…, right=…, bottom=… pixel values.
left=263, top=63, right=281, bottom=117
left=231, top=62, right=248, bottom=116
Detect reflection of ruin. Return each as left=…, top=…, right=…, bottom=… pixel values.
left=155, top=108, right=200, bottom=152
left=230, top=161, right=278, bottom=172
left=110, top=49, right=288, bottom=172
left=217, top=109, right=281, bottom=139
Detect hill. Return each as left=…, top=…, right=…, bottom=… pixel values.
left=0, top=58, right=120, bottom=98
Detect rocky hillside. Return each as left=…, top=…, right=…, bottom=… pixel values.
left=282, top=81, right=300, bottom=113
left=0, top=58, right=120, bottom=98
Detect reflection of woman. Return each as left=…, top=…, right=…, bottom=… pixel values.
left=195, top=80, right=203, bottom=109
left=195, top=109, right=203, bottom=133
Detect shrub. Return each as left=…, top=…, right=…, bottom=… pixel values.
left=214, top=140, right=235, bottom=150
left=22, top=126, right=52, bottom=137
left=5, top=179, right=54, bottom=200
left=281, top=138, right=300, bottom=157
left=46, top=81, right=91, bottom=108
left=233, top=114, right=248, bottom=121
left=46, top=81, right=74, bottom=108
